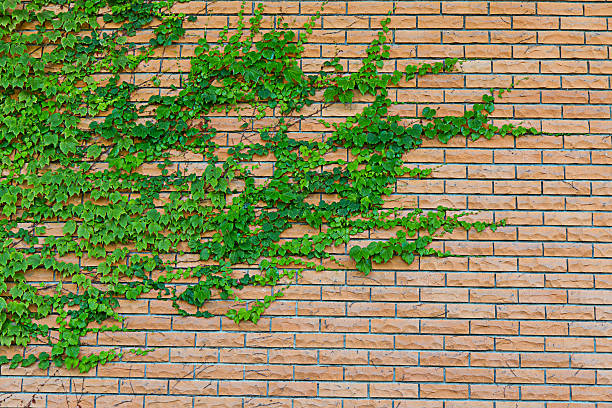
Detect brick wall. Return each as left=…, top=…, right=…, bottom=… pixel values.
left=2, top=1, right=612, bottom=407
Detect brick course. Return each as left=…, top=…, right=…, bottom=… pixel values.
left=2, top=1, right=612, bottom=407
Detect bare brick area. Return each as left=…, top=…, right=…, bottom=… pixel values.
left=2, top=1, right=611, bottom=407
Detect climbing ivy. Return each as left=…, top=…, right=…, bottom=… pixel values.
left=0, top=0, right=538, bottom=372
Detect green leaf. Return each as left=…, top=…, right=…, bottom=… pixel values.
left=349, top=245, right=363, bottom=262
left=47, top=113, right=62, bottom=128
left=86, top=145, right=102, bottom=158
left=60, top=137, right=77, bottom=155
left=262, top=49, right=275, bottom=60
left=43, top=132, right=58, bottom=146
left=63, top=220, right=76, bottom=235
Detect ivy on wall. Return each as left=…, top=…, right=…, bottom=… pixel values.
left=0, top=0, right=537, bottom=372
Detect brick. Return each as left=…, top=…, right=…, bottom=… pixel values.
left=466, top=16, right=512, bottom=29
left=323, top=16, right=368, bottom=29
left=345, top=366, right=394, bottom=381
left=218, top=381, right=266, bottom=396
left=561, top=17, right=607, bottom=30
left=95, top=396, right=144, bottom=408
left=48, top=395, right=95, bottom=408
left=514, top=16, right=559, bottom=29
left=396, top=366, right=443, bottom=381
left=521, top=321, right=568, bottom=336
left=562, top=45, right=608, bottom=59
left=447, top=304, right=495, bottom=319
left=496, top=336, right=545, bottom=351
left=540, top=31, right=585, bottom=44
left=521, top=352, right=569, bottom=367
left=294, top=366, right=343, bottom=381
left=570, top=322, right=612, bottom=337
left=370, top=350, right=418, bottom=366
left=545, top=274, right=594, bottom=289
left=396, top=30, right=442, bottom=43
left=590, top=61, right=612, bottom=74
left=495, top=368, right=544, bottom=383
left=490, top=2, right=536, bottom=15
left=445, top=335, right=495, bottom=350
left=396, top=2, right=441, bottom=14
left=538, top=2, right=584, bottom=16
left=370, top=382, right=418, bottom=398
left=521, top=385, right=570, bottom=400
left=513, top=45, right=560, bottom=58
left=443, top=30, right=489, bottom=44
left=584, top=4, right=612, bottom=16
left=418, top=44, right=465, bottom=58
left=396, top=334, right=444, bottom=349
left=471, top=384, right=519, bottom=399
left=465, top=45, right=513, bottom=59
left=470, top=352, right=519, bottom=367
left=293, top=401, right=342, bottom=408
left=420, top=351, right=469, bottom=366
left=145, top=396, right=193, bottom=408
left=495, top=33, right=538, bottom=48
left=493, top=60, right=539, bottom=74
left=572, top=386, right=612, bottom=401
left=418, top=15, right=464, bottom=29
left=319, top=382, right=367, bottom=398
left=268, top=381, right=317, bottom=397
left=442, top=1, right=487, bottom=14
left=346, top=333, right=394, bottom=349
left=563, top=75, right=609, bottom=89
left=244, top=399, right=292, bottom=408
left=547, top=369, right=596, bottom=384
left=542, top=61, right=589, bottom=74
left=420, top=384, right=469, bottom=399
left=169, top=379, right=216, bottom=395
left=546, top=336, right=595, bottom=352
left=347, top=2, right=393, bottom=14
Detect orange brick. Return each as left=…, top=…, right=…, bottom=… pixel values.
left=513, top=45, right=560, bottom=58
left=442, top=2, right=487, bottom=14
left=514, top=16, right=559, bottom=29
left=418, top=15, right=464, bottom=29
left=538, top=2, right=584, bottom=16
left=572, top=386, right=612, bottom=401
left=396, top=2, right=441, bottom=14
left=420, top=384, right=469, bottom=399
left=347, top=2, right=393, bottom=14
left=561, top=17, right=607, bottom=30
left=490, top=2, right=536, bottom=15
left=466, top=16, right=512, bottom=29
left=585, top=4, right=612, bottom=16
left=521, top=385, right=570, bottom=400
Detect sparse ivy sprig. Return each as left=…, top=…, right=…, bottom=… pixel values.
left=1, top=0, right=538, bottom=372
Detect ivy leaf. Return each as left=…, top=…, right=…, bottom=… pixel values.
left=283, top=67, right=302, bottom=83
left=60, top=137, right=77, bottom=155
left=9, top=354, right=23, bottom=369
left=349, top=245, right=363, bottom=262
left=63, top=220, right=77, bottom=235
left=22, top=354, right=37, bottom=367
left=43, top=132, right=58, bottom=146
left=422, top=107, right=436, bottom=119
left=262, top=49, right=274, bottom=60
left=47, top=113, right=62, bottom=128
left=87, top=145, right=102, bottom=158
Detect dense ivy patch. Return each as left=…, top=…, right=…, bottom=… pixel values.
left=0, top=0, right=538, bottom=372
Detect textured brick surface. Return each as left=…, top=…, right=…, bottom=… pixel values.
left=2, top=1, right=612, bottom=407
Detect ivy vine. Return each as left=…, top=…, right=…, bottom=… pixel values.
left=0, top=0, right=538, bottom=372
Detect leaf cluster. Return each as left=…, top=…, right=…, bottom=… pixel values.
left=0, top=0, right=532, bottom=372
